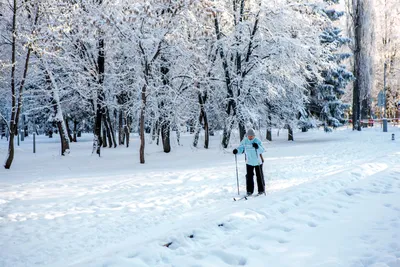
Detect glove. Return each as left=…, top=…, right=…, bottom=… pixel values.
left=233, top=149, right=238, bottom=154
left=252, top=143, right=259, bottom=149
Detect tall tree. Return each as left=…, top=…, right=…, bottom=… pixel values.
left=306, top=1, right=354, bottom=132
left=347, top=0, right=374, bottom=130
left=3, top=1, right=39, bottom=169
left=373, top=0, right=400, bottom=119
left=42, top=60, right=70, bottom=155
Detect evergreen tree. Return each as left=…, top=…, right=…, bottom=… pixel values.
left=306, top=1, right=354, bottom=132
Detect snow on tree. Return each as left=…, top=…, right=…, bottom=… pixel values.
left=305, top=0, right=354, bottom=132
left=345, top=0, right=375, bottom=130
left=1, top=0, right=40, bottom=169
left=1, top=0, right=381, bottom=167
left=373, top=0, right=400, bottom=119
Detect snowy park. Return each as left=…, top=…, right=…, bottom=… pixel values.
left=1, top=126, right=400, bottom=267
left=2, top=0, right=400, bottom=266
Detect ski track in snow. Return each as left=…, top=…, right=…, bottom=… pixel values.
left=78, top=160, right=400, bottom=267
left=0, top=129, right=399, bottom=267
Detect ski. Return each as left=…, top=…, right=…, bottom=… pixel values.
left=234, top=193, right=266, bottom=201
left=233, top=195, right=248, bottom=201
left=252, top=192, right=267, bottom=198
left=233, top=190, right=268, bottom=201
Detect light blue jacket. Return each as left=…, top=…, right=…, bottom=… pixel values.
left=236, top=137, right=265, bottom=166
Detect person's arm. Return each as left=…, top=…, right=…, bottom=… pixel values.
left=237, top=139, right=246, bottom=154
left=254, top=138, right=265, bottom=154
left=237, top=140, right=245, bottom=154
left=233, top=139, right=245, bottom=154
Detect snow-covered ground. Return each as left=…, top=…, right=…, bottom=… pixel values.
left=1, top=126, right=400, bottom=267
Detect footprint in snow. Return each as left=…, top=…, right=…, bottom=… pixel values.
left=210, top=250, right=247, bottom=266
left=350, top=172, right=362, bottom=177
left=267, top=225, right=293, bottom=233
left=249, top=243, right=261, bottom=250
left=307, top=221, right=318, bottom=227
left=278, top=207, right=289, bottom=214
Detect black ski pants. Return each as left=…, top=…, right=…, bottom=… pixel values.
left=246, top=164, right=265, bottom=194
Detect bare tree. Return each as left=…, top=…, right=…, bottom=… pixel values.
left=373, top=0, right=400, bottom=120
left=42, top=60, right=70, bottom=155
left=347, top=0, right=374, bottom=130
left=4, top=1, right=39, bottom=169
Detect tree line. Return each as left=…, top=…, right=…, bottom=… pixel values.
left=1, top=0, right=396, bottom=169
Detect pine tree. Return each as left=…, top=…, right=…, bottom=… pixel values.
left=307, top=2, right=354, bottom=132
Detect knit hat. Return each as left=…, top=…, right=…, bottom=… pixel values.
left=246, top=128, right=255, bottom=136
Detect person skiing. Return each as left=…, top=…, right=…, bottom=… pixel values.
left=233, top=128, right=265, bottom=196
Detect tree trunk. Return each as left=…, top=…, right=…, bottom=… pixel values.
left=214, top=14, right=236, bottom=149
left=124, top=124, right=130, bottom=148
left=51, top=103, right=70, bottom=155
left=102, top=123, right=107, bottom=147
left=4, top=133, right=15, bottom=169
left=204, top=117, right=209, bottom=149
left=4, top=0, right=36, bottom=169
left=361, top=97, right=370, bottom=120
left=4, top=0, right=18, bottom=169
left=193, top=94, right=204, bottom=148
left=140, top=84, right=146, bottom=163
left=103, top=114, right=112, bottom=148
left=222, top=119, right=235, bottom=148
left=351, top=0, right=365, bottom=131
left=194, top=90, right=210, bottom=149
left=94, top=106, right=103, bottom=154
left=22, top=115, right=28, bottom=137
left=65, top=116, right=73, bottom=142
left=118, top=109, right=125, bottom=145
left=124, top=114, right=130, bottom=148
left=73, top=119, right=77, bottom=142
left=159, top=57, right=172, bottom=151
left=193, top=121, right=201, bottom=148
left=238, top=121, right=246, bottom=141
left=288, top=126, right=294, bottom=141
left=266, top=114, right=272, bottom=141
left=106, top=110, right=117, bottom=148
left=161, top=120, right=171, bottom=153
left=266, top=129, right=272, bottom=141
left=56, top=121, right=69, bottom=155
left=175, top=126, right=181, bottom=146
left=156, top=124, right=161, bottom=146
left=152, top=119, right=159, bottom=141
left=188, top=119, right=195, bottom=134
left=44, top=68, right=70, bottom=156
left=95, top=34, right=105, bottom=155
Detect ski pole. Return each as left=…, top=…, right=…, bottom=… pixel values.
left=235, top=154, right=240, bottom=195
left=255, top=148, right=266, bottom=195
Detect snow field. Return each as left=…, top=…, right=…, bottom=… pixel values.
left=0, top=127, right=399, bottom=267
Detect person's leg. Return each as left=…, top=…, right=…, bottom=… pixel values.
left=246, top=164, right=255, bottom=195
left=255, top=164, right=265, bottom=193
